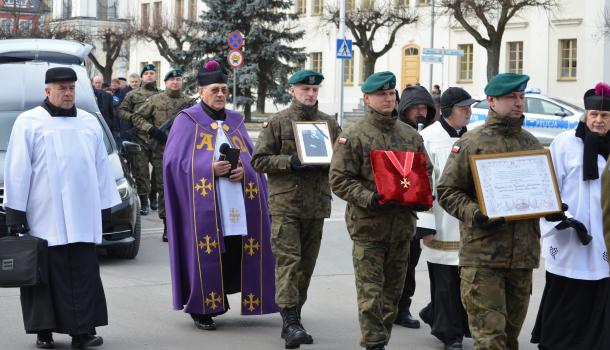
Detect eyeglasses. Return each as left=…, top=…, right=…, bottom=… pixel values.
left=209, top=87, right=229, bottom=95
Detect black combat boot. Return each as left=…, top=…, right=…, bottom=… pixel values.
left=162, top=218, right=168, bottom=242
left=149, top=193, right=158, bottom=210
left=139, top=195, right=149, bottom=216
left=297, top=306, right=314, bottom=344
left=280, top=307, right=309, bottom=349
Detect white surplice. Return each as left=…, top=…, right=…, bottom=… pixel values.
left=540, top=130, right=610, bottom=280
left=213, top=121, right=247, bottom=236
left=3, top=106, right=121, bottom=247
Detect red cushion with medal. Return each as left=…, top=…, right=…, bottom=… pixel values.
left=370, top=150, right=433, bottom=208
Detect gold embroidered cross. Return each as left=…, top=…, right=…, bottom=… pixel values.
left=198, top=235, right=217, bottom=255
left=195, top=178, right=213, bottom=197
left=245, top=181, right=258, bottom=200
left=243, top=237, right=260, bottom=256
left=401, top=177, right=411, bottom=189
left=242, top=293, right=260, bottom=312
left=205, top=291, right=222, bottom=310
left=229, top=208, right=240, bottom=223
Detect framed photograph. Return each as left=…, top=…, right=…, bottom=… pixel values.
left=292, top=121, right=334, bottom=165
left=469, top=149, right=562, bottom=221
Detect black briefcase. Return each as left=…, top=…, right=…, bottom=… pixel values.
left=0, top=233, right=48, bottom=288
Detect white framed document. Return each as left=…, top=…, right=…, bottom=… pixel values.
left=469, top=149, right=562, bottom=221
left=292, top=121, right=333, bottom=165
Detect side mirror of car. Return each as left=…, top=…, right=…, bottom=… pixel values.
left=554, top=110, right=568, bottom=117
left=121, top=141, right=141, bottom=155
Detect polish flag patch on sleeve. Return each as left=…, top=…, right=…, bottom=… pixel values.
left=338, top=137, right=347, bottom=145
left=451, top=145, right=461, bottom=153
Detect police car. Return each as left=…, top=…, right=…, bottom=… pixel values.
left=470, top=89, right=585, bottom=145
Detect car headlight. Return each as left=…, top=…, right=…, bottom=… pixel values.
left=116, top=178, right=133, bottom=201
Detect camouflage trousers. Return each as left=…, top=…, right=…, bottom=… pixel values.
left=352, top=239, right=410, bottom=348
left=151, top=150, right=165, bottom=219
left=270, top=216, right=324, bottom=309
left=460, top=267, right=532, bottom=350
left=132, top=140, right=152, bottom=196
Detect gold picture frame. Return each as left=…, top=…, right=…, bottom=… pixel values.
left=469, top=149, right=562, bottom=221
left=292, top=121, right=333, bottom=165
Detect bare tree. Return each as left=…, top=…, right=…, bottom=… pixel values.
left=439, top=0, right=557, bottom=81
left=135, top=19, right=202, bottom=70
left=87, top=23, right=137, bottom=83
left=323, top=3, right=418, bottom=80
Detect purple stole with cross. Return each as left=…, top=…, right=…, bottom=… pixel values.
left=163, top=103, right=278, bottom=316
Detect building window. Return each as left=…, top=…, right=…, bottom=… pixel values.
left=188, top=0, right=197, bottom=21
left=295, top=0, right=306, bottom=15
left=310, top=52, right=322, bottom=74
left=175, top=0, right=183, bottom=23
left=18, top=20, right=32, bottom=32
left=312, top=0, right=323, bottom=16
left=507, top=41, right=523, bottom=74
left=1, top=19, right=12, bottom=32
left=559, top=39, right=577, bottom=80
left=153, top=1, right=162, bottom=28
left=344, top=52, right=354, bottom=85
left=457, top=44, right=473, bottom=82
left=5, top=0, right=27, bottom=7
left=417, top=0, right=431, bottom=6
left=97, top=0, right=118, bottom=20
left=141, top=3, right=150, bottom=29
left=62, top=0, right=72, bottom=19
left=346, top=0, right=355, bottom=11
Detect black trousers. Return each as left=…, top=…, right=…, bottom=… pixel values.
left=420, top=262, right=470, bottom=345
left=397, top=239, right=421, bottom=313
left=20, top=243, right=107, bottom=335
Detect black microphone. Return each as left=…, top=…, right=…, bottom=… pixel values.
left=219, top=143, right=230, bottom=155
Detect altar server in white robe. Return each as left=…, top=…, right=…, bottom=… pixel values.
left=3, top=67, right=121, bottom=349
left=418, top=87, right=475, bottom=350
left=531, top=82, right=610, bottom=350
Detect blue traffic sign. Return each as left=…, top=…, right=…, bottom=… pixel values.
left=227, top=31, right=244, bottom=50
left=336, top=39, right=353, bottom=59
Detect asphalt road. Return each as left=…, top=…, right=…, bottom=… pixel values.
left=0, top=196, right=546, bottom=350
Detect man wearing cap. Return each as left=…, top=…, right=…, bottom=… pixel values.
left=3, top=67, right=121, bottom=349
left=251, top=69, right=341, bottom=348
left=130, top=68, right=194, bottom=242
left=394, top=84, right=437, bottom=330
left=119, top=64, right=161, bottom=216
left=437, top=73, right=551, bottom=350
left=163, top=61, right=278, bottom=333
left=417, top=87, right=476, bottom=350
left=330, top=71, right=432, bottom=350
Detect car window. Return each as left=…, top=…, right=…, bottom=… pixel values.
left=525, top=98, right=570, bottom=116
left=548, top=97, right=584, bottom=114
left=473, top=100, right=489, bottom=109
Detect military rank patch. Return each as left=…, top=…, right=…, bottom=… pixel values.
left=338, top=137, right=347, bottom=145
left=451, top=145, right=461, bottom=153
left=262, top=121, right=268, bottom=128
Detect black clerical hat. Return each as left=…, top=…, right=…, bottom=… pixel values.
left=45, top=67, right=77, bottom=84
left=197, top=60, right=228, bottom=86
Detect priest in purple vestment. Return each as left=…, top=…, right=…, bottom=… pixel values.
left=163, top=61, right=278, bottom=331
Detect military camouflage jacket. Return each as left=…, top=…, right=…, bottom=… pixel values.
left=437, top=110, right=543, bottom=269
left=329, top=106, right=432, bottom=242
left=251, top=100, right=341, bottom=218
left=131, top=90, right=192, bottom=133
left=118, top=84, right=160, bottom=142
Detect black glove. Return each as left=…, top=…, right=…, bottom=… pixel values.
left=473, top=210, right=506, bottom=230
left=411, top=204, right=431, bottom=212
left=370, top=193, right=398, bottom=210
left=290, top=155, right=310, bottom=172
left=148, top=127, right=167, bottom=143
left=544, top=203, right=569, bottom=222
left=556, top=218, right=592, bottom=245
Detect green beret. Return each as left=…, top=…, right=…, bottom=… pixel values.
left=140, top=64, right=156, bottom=77
left=361, top=71, right=396, bottom=93
left=288, top=70, right=324, bottom=85
left=164, top=68, right=183, bottom=81
left=484, top=73, right=530, bottom=97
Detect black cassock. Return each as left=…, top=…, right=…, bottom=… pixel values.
left=20, top=243, right=107, bottom=335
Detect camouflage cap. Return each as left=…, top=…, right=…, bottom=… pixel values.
left=140, top=63, right=156, bottom=77
left=164, top=68, right=183, bottom=81
left=288, top=69, right=324, bottom=85
left=484, top=73, right=529, bottom=97
left=361, top=71, right=396, bottom=93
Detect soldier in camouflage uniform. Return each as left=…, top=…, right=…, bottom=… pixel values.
left=251, top=70, right=341, bottom=348
left=437, top=73, right=546, bottom=350
left=329, top=71, right=432, bottom=350
left=118, top=64, right=161, bottom=216
left=131, top=68, right=193, bottom=242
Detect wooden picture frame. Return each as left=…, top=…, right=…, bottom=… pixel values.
left=292, top=121, right=333, bottom=165
left=469, top=149, right=562, bottom=221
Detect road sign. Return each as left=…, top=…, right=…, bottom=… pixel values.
left=227, top=49, right=244, bottom=68
left=421, top=55, right=443, bottom=64
left=422, top=48, right=465, bottom=57
left=443, top=49, right=464, bottom=56
left=227, top=31, right=244, bottom=50
left=422, top=48, right=443, bottom=56
left=336, top=39, right=353, bottom=59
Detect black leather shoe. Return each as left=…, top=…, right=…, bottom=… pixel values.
left=194, top=315, right=216, bottom=330
left=394, top=311, right=420, bottom=329
left=445, top=341, right=464, bottom=350
left=70, top=334, right=103, bottom=348
left=366, top=345, right=385, bottom=350
left=140, top=204, right=149, bottom=216
left=419, top=306, right=432, bottom=326
left=36, top=332, right=54, bottom=349
left=162, top=218, right=168, bottom=242
left=280, top=307, right=309, bottom=349
left=149, top=194, right=158, bottom=210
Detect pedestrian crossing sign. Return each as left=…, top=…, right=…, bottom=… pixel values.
left=336, top=39, right=353, bottom=59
